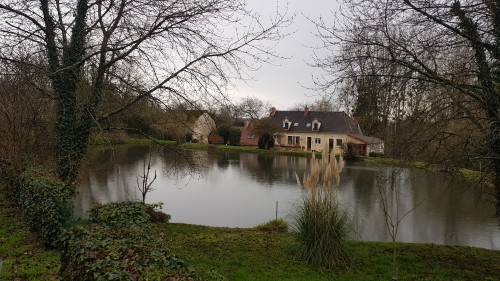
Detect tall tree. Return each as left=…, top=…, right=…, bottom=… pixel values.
left=288, top=96, right=339, bottom=111
left=235, top=96, right=272, bottom=119
left=252, top=117, right=280, bottom=149
left=312, top=0, right=500, bottom=215
left=0, top=0, right=289, bottom=182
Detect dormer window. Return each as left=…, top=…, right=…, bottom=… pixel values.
left=283, top=117, right=292, bottom=130
left=312, top=118, right=321, bottom=131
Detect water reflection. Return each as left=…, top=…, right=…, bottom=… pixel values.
left=77, top=145, right=500, bottom=250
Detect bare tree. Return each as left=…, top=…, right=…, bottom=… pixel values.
left=288, top=96, right=339, bottom=111
left=312, top=0, right=500, bottom=215
left=0, top=0, right=290, bottom=182
left=376, top=167, right=422, bottom=280
left=235, top=96, right=272, bottom=119
left=0, top=60, right=55, bottom=182
left=137, top=149, right=157, bottom=203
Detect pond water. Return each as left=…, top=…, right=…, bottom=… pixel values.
left=77, top=145, right=500, bottom=250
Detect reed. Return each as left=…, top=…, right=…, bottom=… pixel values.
left=292, top=146, right=352, bottom=268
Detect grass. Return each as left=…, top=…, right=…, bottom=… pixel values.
left=160, top=223, right=500, bottom=281
left=361, top=157, right=433, bottom=169
left=0, top=184, right=499, bottom=281
left=363, top=157, right=495, bottom=188
left=253, top=219, right=289, bottom=233
left=458, top=167, right=494, bottom=188
left=0, top=187, right=60, bottom=280
left=121, top=136, right=176, bottom=146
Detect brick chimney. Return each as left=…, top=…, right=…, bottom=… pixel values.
left=304, top=106, right=309, bottom=117
left=270, top=107, right=277, bottom=117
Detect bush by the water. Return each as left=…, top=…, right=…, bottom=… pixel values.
left=88, top=201, right=170, bottom=227
left=254, top=219, right=288, bottom=233
left=15, top=167, right=75, bottom=248
left=60, top=223, right=194, bottom=281
left=60, top=201, right=184, bottom=280
left=258, top=135, right=275, bottom=149
left=217, top=125, right=241, bottom=146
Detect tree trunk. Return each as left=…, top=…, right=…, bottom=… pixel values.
left=47, top=0, right=90, bottom=183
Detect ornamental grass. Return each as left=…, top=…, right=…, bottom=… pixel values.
left=293, top=145, right=352, bottom=268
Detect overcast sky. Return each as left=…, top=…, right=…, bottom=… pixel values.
left=230, top=0, right=340, bottom=110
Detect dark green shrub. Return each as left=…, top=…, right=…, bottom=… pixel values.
left=60, top=223, right=194, bottom=281
left=227, top=128, right=241, bottom=146
left=258, top=134, right=275, bottom=149
left=147, top=207, right=171, bottom=223
left=254, top=219, right=288, bottom=233
left=87, top=201, right=170, bottom=227
left=217, top=125, right=231, bottom=143
left=217, top=125, right=241, bottom=146
left=17, top=167, right=75, bottom=248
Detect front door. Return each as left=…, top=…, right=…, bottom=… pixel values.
left=307, top=137, right=312, bottom=151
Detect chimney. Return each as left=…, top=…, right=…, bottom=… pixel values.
left=304, top=106, right=309, bottom=117
left=270, top=107, right=277, bottom=117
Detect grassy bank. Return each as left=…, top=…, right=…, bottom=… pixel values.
left=1, top=188, right=499, bottom=281
left=159, top=223, right=500, bottom=281
left=362, top=157, right=493, bottom=187
left=0, top=186, right=60, bottom=280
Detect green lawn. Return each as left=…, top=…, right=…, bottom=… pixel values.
left=160, top=223, right=500, bottom=281
left=0, top=190, right=60, bottom=280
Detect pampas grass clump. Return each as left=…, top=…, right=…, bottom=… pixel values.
left=293, top=146, right=352, bottom=268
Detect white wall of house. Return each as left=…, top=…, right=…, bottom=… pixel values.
left=191, top=112, right=216, bottom=144
left=276, top=132, right=373, bottom=156
left=276, top=133, right=350, bottom=154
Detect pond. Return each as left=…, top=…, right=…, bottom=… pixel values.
left=77, top=145, right=500, bottom=250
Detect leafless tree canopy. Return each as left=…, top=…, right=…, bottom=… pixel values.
left=0, top=0, right=290, bottom=181
left=0, top=0, right=289, bottom=109
left=311, top=0, right=500, bottom=215
left=235, top=96, right=272, bottom=119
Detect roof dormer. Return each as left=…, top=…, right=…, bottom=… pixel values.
left=312, top=118, right=321, bottom=131
left=283, top=117, right=292, bottom=130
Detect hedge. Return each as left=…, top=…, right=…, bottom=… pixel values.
left=16, top=167, right=75, bottom=248
left=60, top=202, right=190, bottom=281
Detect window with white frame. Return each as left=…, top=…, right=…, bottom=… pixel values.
left=336, top=139, right=343, bottom=146
left=314, top=138, right=321, bottom=144
left=312, top=118, right=321, bottom=131
left=283, top=117, right=292, bottom=130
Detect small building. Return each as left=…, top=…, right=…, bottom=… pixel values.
left=268, top=107, right=384, bottom=156
left=164, top=110, right=216, bottom=144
